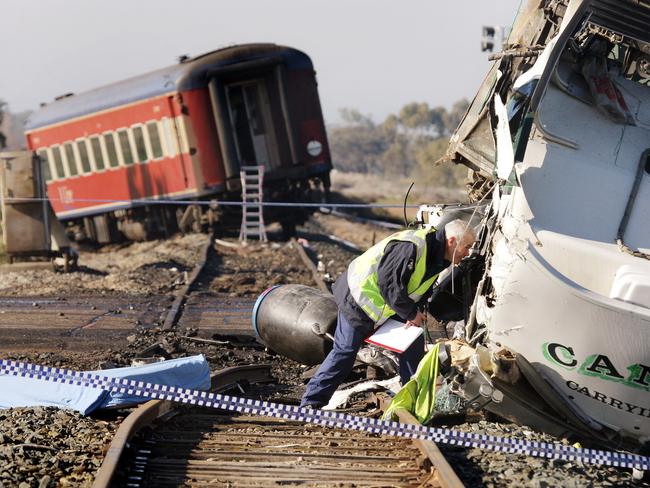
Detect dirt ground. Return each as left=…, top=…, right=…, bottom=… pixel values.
left=306, top=212, right=393, bottom=251
left=329, top=169, right=467, bottom=221
left=208, top=240, right=316, bottom=296
left=0, top=233, right=208, bottom=297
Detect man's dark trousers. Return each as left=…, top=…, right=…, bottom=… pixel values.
left=301, top=310, right=425, bottom=408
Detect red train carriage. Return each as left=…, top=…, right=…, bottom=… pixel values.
left=25, top=44, right=331, bottom=242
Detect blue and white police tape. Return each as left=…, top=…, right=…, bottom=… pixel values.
left=1, top=359, right=647, bottom=471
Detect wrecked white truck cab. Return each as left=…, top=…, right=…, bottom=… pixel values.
left=440, top=0, right=650, bottom=450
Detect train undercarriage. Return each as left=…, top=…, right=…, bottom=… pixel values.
left=67, top=173, right=330, bottom=243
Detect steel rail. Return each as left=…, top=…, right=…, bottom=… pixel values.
left=290, top=238, right=331, bottom=293
left=162, top=235, right=213, bottom=330
left=130, top=418, right=432, bottom=486
left=376, top=393, right=465, bottom=488
left=111, top=408, right=442, bottom=487
left=92, top=364, right=273, bottom=488
left=394, top=409, right=465, bottom=488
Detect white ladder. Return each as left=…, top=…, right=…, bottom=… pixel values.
left=239, top=165, right=268, bottom=242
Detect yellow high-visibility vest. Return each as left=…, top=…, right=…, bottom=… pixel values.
left=347, top=228, right=439, bottom=325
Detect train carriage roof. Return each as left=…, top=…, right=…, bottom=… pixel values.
left=26, top=43, right=312, bottom=131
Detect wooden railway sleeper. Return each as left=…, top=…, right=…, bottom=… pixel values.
left=92, top=364, right=273, bottom=488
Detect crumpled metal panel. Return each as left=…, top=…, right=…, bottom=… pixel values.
left=442, top=0, right=564, bottom=178
left=591, top=0, right=650, bottom=45
left=443, top=63, right=498, bottom=176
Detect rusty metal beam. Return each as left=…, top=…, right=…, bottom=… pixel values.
left=209, top=363, right=272, bottom=391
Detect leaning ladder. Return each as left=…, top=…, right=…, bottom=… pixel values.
left=239, top=165, right=268, bottom=242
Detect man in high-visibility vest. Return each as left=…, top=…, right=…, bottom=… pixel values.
left=301, top=219, right=476, bottom=408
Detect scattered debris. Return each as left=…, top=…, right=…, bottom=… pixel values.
left=181, top=336, right=230, bottom=346
left=325, top=377, right=401, bottom=410
left=214, top=238, right=241, bottom=249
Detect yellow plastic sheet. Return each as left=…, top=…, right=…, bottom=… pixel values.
left=382, top=342, right=440, bottom=424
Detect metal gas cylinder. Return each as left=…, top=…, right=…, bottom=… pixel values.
left=252, top=284, right=338, bottom=365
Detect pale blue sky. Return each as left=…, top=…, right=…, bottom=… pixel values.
left=1, top=0, right=521, bottom=123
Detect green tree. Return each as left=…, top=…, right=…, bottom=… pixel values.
left=381, top=113, right=399, bottom=136
left=339, top=108, right=375, bottom=128
left=329, top=109, right=389, bottom=174
left=443, top=98, right=470, bottom=135
left=328, top=99, right=469, bottom=190
left=414, top=138, right=466, bottom=187
left=379, top=134, right=413, bottom=177
left=399, top=102, right=431, bottom=130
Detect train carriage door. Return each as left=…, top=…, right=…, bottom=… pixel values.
left=226, top=81, right=278, bottom=170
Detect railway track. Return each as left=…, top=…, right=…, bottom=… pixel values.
left=93, top=366, right=463, bottom=488
left=0, top=220, right=465, bottom=487
left=0, top=226, right=338, bottom=356
left=0, top=295, right=171, bottom=352
left=0, top=234, right=233, bottom=355
left=88, top=231, right=463, bottom=487
left=0, top=209, right=394, bottom=358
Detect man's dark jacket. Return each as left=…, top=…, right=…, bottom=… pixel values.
left=332, top=228, right=450, bottom=330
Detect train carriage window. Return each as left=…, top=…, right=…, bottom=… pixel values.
left=146, top=121, right=163, bottom=159
left=76, top=139, right=92, bottom=173
left=37, top=149, right=52, bottom=182
left=90, top=136, right=105, bottom=170
left=117, top=129, right=134, bottom=165
left=132, top=125, right=148, bottom=163
left=51, top=146, right=65, bottom=178
left=103, top=132, right=119, bottom=168
left=63, top=142, right=79, bottom=176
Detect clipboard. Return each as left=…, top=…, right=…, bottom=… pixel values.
left=364, top=318, right=423, bottom=353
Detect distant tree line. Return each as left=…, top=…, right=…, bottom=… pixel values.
left=328, top=99, right=469, bottom=188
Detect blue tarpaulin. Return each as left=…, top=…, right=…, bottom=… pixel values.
left=0, top=355, right=211, bottom=415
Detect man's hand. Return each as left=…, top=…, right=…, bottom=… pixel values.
left=405, top=311, right=426, bottom=328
